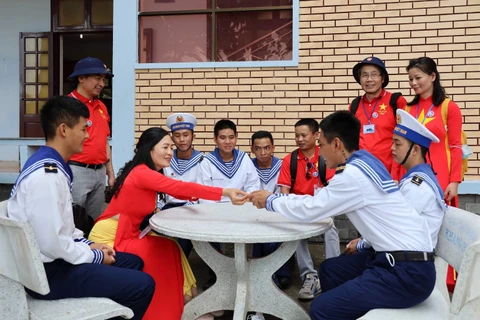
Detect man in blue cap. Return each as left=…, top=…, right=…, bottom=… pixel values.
left=349, top=56, right=407, bottom=182
left=67, top=57, right=115, bottom=220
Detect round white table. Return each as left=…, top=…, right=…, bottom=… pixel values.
left=150, top=202, right=333, bottom=320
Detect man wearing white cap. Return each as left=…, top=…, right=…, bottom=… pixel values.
left=163, top=113, right=204, bottom=256
left=346, top=109, right=448, bottom=255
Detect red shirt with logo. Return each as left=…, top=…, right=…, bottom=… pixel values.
left=278, top=146, right=335, bottom=196
left=349, top=89, right=407, bottom=180
left=69, top=90, right=110, bottom=164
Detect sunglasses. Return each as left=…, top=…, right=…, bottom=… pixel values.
left=305, top=161, right=315, bottom=180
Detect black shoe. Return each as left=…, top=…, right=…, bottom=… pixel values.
left=202, top=268, right=217, bottom=290
left=277, top=276, right=292, bottom=290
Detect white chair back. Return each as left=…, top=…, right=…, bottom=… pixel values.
left=0, top=200, right=50, bottom=294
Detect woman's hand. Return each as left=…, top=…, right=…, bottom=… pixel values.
left=445, top=182, right=459, bottom=202
left=222, top=188, right=248, bottom=205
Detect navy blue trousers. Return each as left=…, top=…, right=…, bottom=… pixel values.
left=26, top=252, right=155, bottom=320
left=252, top=242, right=292, bottom=278
left=310, top=251, right=436, bottom=320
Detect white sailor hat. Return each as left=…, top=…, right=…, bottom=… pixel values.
left=166, top=113, right=197, bottom=132
left=394, top=109, right=439, bottom=148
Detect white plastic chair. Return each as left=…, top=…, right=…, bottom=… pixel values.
left=359, top=206, right=480, bottom=320
left=0, top=200, right=134, bottom=320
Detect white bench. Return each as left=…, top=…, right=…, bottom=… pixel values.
left=0, top=200, right=134, bottom=320
left=359, top=206, right=480, bottom=320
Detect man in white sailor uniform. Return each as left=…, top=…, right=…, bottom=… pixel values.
left=348, top=109, right=448, bottom=254
left=163, top=112, right=204, bottom=256
left=250, top=110, right=436, bottom=320
left=250, top=130, right=292, bottom=292
left=198, top=119, right=261, bottom=289
left=7, top=96, right=155, bottom=320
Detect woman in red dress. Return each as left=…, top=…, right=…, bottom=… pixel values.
left=90, top=127, right=247, bottom=320
left=403, top=57, right=463, bottom=292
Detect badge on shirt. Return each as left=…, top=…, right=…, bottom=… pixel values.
left=44, top=163, right=58, bottom=173
left=427, top=110, right=434, bottom=118
left=363, top=124, right=375, bottom=134
left=372, top=112, right=379, bottom=119
left=411, top=175, right=424, bottom=186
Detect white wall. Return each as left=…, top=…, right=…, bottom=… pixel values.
left=0, top=0, right=50, bottom=160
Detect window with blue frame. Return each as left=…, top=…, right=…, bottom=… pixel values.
left=138, top=0, right=294, bottom=64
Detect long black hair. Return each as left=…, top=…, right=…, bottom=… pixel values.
left=406, top=57, right=447, bottom=106
left=107, top=127, right=170, bottom=202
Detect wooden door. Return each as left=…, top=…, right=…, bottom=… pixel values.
left=19, top=32, right=54, bottom=137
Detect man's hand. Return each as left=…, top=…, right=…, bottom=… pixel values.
left=107, top=171, right=115, bottom=188
left=90, top=243, right=116, bottom=257
left=101, top=248, right=116, bottom=265
left=222, top=188, right=248, bottom=205
left=345, top=238, right=361, bottom=255
left=250, top=190, right=272, bottom=209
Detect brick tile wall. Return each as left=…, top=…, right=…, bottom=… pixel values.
left=135, top=0, right=480, bottom=179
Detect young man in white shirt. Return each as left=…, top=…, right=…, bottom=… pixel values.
left=8, top=96, right=155, bottom=320
left=198, top=119, right=261, bottom=290
left=250, top=110, right=435, bottom=320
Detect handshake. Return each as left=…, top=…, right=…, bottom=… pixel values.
left=221, top=188, right=272, bottom=209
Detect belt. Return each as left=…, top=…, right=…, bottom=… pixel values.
left=68, top=161, right=104, bottom=170
left=377, top=251, right=435, bottom=262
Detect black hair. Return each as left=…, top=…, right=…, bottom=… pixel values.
left=107, top=127, right=170, bottom=201
left=406, top=57, right=447, bottom=106
left=319, top=111, right=360, bottom=152
left=40, top=96, right=90, bottom=141
left=295, top=118, right=319, bottom=134
left=214, top=119, right=237, bottom=137
left=251, top=130, right=274, bottom=145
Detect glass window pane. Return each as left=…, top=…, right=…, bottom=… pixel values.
left=216, top=10, right=292, bottom=62
left=38, top=85, right=49, bottom=99
left=25, top=101, right=37, bottom=115
left=92, top=0, right=113, bottom=25
left=139, top=0, right=211, bottom=12
left=139, top=15, right=212, bottom=63
left=25, top=54, right=36, bottom=67
left=38, top=100, right=48, bottom=113
left=38, top=69, right=49, bottom=83
left=216, top=0, right=292, bottom=9
left=38, top=38, right=49, bottom=51
left=59, top=0, right=85, bottom=27
left=38, top=53, right=49, bottom=67
left=26, top=70, right=36, bottom=83
left=25, top=85, right=36, bottom=99
left=25, top=38, right=36, bottom=52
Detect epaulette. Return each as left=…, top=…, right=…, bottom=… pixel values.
left=411, top=174, right=424, bottom=186
left=44, top=162, right=58, bottom=173
left=336, top=163, right=346, bottom=174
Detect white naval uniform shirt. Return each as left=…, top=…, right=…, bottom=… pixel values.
left=253, top=157, right=282, bottom=193
left=198, top=149, right=261, bottom=203
left=266, top=161, right=433, bottom=252
left=163, top=150, right=204, bottom=204
left=399, top=168, right=447, bottom=248
left=8, top=160, right=102, bottom=265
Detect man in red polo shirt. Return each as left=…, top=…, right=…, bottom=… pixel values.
left=278, top=118, right=340, bottom=301
left=349, top=56, right=407, bottom=181
left=67, top=57, right=115, bottom=220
